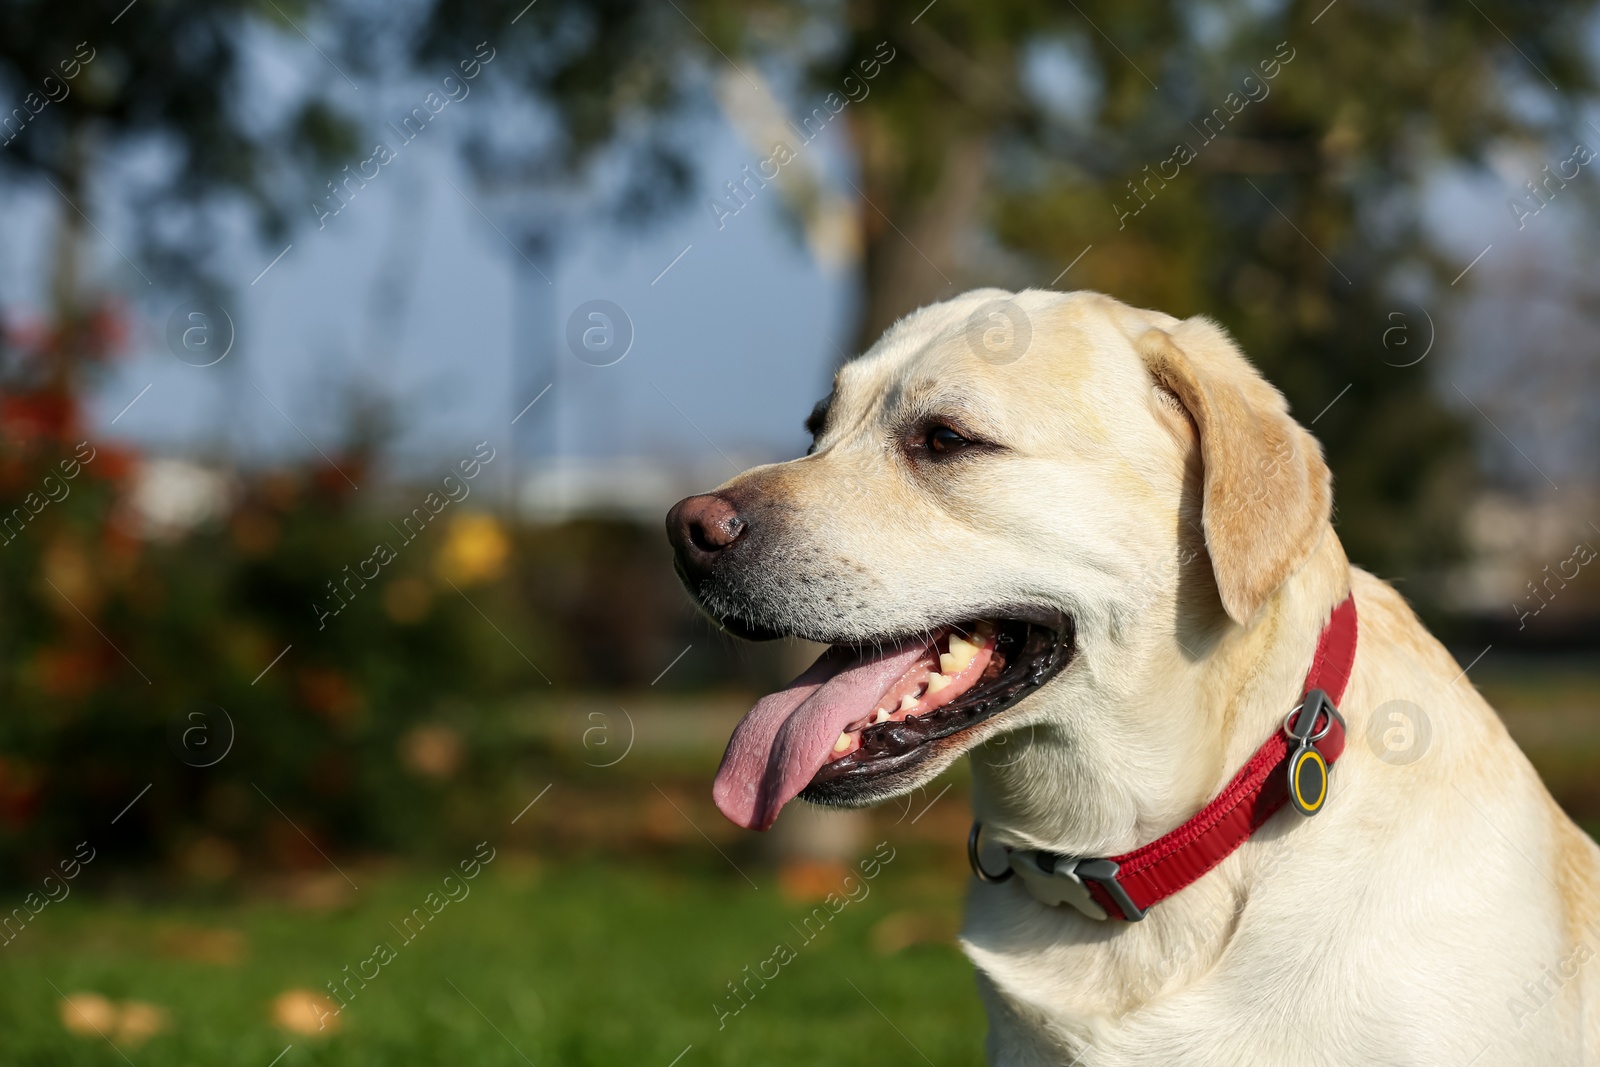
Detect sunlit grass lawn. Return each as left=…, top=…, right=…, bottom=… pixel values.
left=0, top=848, right=985, bottom=1067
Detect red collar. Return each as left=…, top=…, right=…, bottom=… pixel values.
left=969, top=594, right=1358, bottom=921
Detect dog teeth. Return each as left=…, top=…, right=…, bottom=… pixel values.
left=976, top=620, right=996, bottom=638
left=898, top=694, right=918, bottom=713
left=941, top=634, right=980, bottom=675
left=925, top=672, right=950, bottom=694
left=834, top=731, right=852, bottom=753
left=876, top=708, right=893, bottom=723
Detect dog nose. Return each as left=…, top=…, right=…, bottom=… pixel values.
left=666, top=493, right=749, bottom=578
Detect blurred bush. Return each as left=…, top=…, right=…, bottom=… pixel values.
left=0, top=314, right=788, bottom=884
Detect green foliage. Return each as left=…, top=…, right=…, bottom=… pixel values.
left=344, top=0, right=1600, bottom=602
left=0, top=431, right=748, bottom=878
left=15, top=0, right=1598, bottom=596
left=0, top=463, right=485, bottom=872
left=756, top=0, right=1594, bottom=600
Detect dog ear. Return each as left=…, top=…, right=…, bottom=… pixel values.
left=1136, top=318, right=1331, bottom=626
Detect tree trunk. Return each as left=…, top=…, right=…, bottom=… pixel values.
left=848, top=120, right=990, bottom=354
left=46, top=124, right=91, bottom=395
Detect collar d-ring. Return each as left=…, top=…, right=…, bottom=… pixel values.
left=968, top=821, right=1013, bottom=883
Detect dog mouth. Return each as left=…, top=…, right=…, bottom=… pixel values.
left=712, top=615, right=1073, bottom=830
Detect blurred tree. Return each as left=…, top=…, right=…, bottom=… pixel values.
left=0, top=0, right=358, bottom=308
left=0, top=0, right=361, bottom=497
left=4, top=0, right=1594, bottom=598
left=403, top=0, right=694, bottom=227
left=0, top=0, right=782, bottom=881
left=0, top=0, right=363, bottom=877
left=407, top=0, right=1600, bottom=604
left=761, top=0, right=1592, bottom=600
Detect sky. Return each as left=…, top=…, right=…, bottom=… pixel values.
left=0, top=78, right=852, bottom=492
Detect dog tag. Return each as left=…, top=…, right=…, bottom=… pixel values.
left=1284, top=689, right=1335, bottom=816
left=1287, top=743, right=1328, bottom=815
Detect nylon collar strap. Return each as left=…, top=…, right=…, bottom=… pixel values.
left=969, top=593, right=1358, bottom=922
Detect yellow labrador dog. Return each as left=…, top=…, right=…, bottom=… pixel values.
left=665, top=288, right=1600, bottom=1065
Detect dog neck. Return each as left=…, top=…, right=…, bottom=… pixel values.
left=969, top=528, right=1351, bottom=862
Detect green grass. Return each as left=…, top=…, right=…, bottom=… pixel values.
left=0, top=849, right=985, bottom=1066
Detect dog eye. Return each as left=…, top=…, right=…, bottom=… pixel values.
left=926, top=426, right=970, bottom=454
left=804, top=394, right=833, bottom=456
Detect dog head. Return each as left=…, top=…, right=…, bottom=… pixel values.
left=666, top=289, right=1333, bottom=832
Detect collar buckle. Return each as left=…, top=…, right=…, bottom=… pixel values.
left=1014, top=853, right=1147, bottom=922
left=1010, top=851, right=1113, bottom=920
left=971, top=821, right=1148, bottom=923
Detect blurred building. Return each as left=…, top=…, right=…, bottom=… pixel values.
left=1445, top=488, right=1600, bottom=645
left=515, top=455, right=758, bottom=525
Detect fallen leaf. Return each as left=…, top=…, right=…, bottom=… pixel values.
left=59, top=992, right=117, bottom=1037
left=272, top=988, right=340, bottom=1036
left=116, top=1001, right=170, bottom=1045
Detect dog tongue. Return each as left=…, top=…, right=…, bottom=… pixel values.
left=713, top=638, right=932, bottom=830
